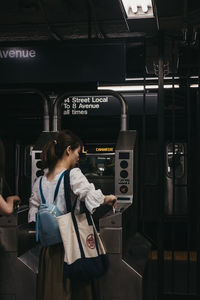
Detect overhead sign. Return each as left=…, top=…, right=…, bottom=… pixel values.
left=63, top=96, right=110, bottom=115
left=0, top=42, right=126, bottom=84
left=0, top=48, right=36, bottom=59
left=61, top=93, right=157, bottom=116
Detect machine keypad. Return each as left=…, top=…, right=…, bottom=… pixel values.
left=36, top=170, right=44, bottom=177
left=120, top=160, right=128, bottom=169
left=120, top=170, right=128, bottom=178
left=36, top=160, right=43, bottom=168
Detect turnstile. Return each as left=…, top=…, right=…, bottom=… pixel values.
left=94, top=209, right=151, bottom=300
left=0, top=206, right=38, bottom=300
left=93, top=130, right=151, bottom=300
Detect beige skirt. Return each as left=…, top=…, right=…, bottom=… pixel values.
left=36, top=243, right=93, bottom=300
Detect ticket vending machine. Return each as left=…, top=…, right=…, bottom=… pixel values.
left=52, top=91, right=151, bottom=300
left=2, top=90, right=150, bottom=300
left=94, top=130, right=151, bottom=300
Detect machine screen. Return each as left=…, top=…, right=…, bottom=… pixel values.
left=35, top=152, right=41, bottom=159
left=119, top=152, right=129, bottom=159
left=79, top=155, right=115, bottom=177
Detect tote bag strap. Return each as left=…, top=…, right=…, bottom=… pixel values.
left=71, top=207, right=101, bottom=258
left=64, top=169, right=85, bottom=258
left=91, top=216, right=102, bottom=256
left=64, top=169, right=72, bottom=212
left=39, top=170, right=65, bottom=205
left=64, top=169, right=101, bottom=259
left=54, top=171, right=66, bottom=204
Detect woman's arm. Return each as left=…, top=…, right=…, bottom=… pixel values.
left=0, top=194, right=21, bottom=215
left=70, top=168, right=116, bottom=213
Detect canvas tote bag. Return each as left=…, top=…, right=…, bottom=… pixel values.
left=57, top=169, right=108, bottom=281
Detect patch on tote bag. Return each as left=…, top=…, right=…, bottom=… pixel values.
left=86, top=234, right=95, bottom=249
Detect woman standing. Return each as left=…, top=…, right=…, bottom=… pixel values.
left=28, top=129, right=116, bottom=300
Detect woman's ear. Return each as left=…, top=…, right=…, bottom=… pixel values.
left=66, top=146, right=71, bottom=155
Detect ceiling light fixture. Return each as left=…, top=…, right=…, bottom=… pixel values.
left=98, top=84, right=180, bottom=92
left=125, top=76, right=180, bottom=81
left=121, top=0, right=154, bottom=19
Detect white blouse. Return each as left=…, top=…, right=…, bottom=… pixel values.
left=28, top=168, right=104, bottom=223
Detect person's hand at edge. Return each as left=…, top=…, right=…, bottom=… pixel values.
left=6, top=195, right=21, bottom=204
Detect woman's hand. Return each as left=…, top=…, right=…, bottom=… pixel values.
left=6, top=195, right=21, bottom=204
left=103, top=195, right=117, bottom=208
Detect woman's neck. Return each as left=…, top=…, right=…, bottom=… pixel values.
left=55, top=160, right=70, bottom=171
left=46, top=158, right=71, bottom=180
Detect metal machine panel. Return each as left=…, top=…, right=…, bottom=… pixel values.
left=94, top=254, right=142, bottom=300
left=99, top=212, right=122, bottom=228
left=31, top=150, right=43, bottom=186
left=0, top=207, right=37, bottom=300
left=100, top=228, right=122, bottom=253
left=0, top=252, right=37, bottom=300
left=115, top=130, right=137, bottom=208
left=95, top=129, right=151, bottom=300
left=115, top=150, right=134, bottom=196
left=0, top=227, right=17, bottom=251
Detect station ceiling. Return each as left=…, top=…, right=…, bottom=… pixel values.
left=0, top=0, right=199, bottom=42
left=0, top=0, right=200, bottom=78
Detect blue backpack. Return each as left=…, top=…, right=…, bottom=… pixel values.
left=36, top=170, right=66, bottom=247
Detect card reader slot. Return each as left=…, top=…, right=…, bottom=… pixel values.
left=117, top=197, right=130, bottom=201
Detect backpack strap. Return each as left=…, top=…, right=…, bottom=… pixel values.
left=54, top=171, right=65, bottom=204
left=39, top=170, right=66, bottom=205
